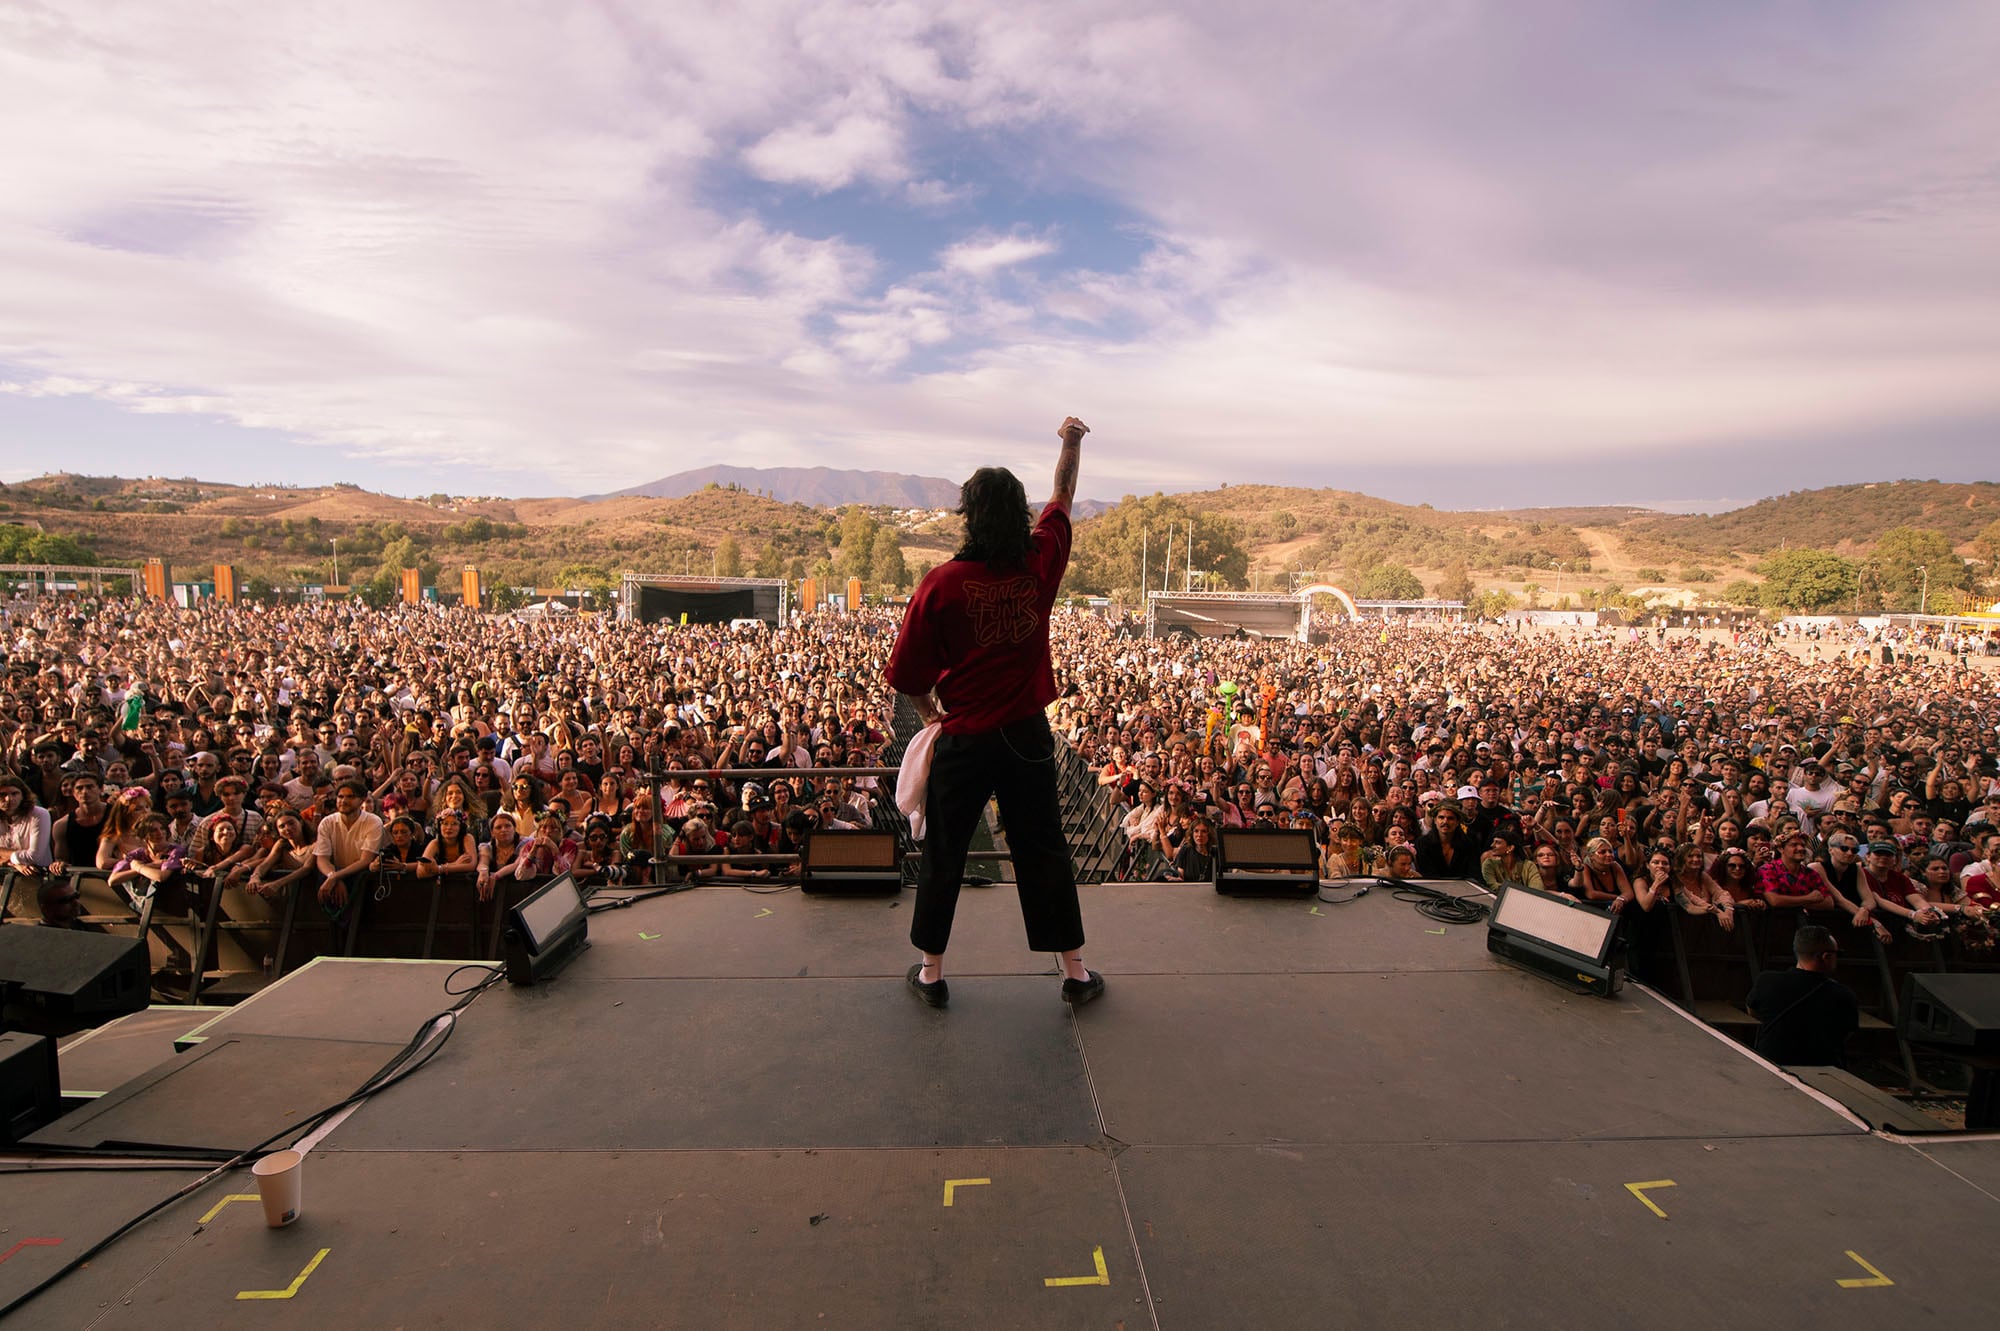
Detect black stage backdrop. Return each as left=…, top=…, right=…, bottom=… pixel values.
left=635, top=585, right=760, bottom=625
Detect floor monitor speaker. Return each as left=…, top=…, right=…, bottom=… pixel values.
left=0, top=925, right=149, bottom=1017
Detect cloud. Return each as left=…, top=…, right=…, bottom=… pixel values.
left=942, top=232, right=1058, bottom=275
left=0, top=1, right=1994, bottom=502
left=744, top=113, right=906, bottom=191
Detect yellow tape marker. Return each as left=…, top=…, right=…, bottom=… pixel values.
left=236, top=1248, right=331, bottom=1300
left=755, top=907, right=774, bottom=918
left=198, top=1194, right=263, bottom=1225
left=1836, top=1251, right=1893, bottom=1289
left=1307, top=906, right=1323, bottom=916
left=1624, top=1180, right=1676, bottom=1219
left=638, top=931, right=662, bottom=940
left=942, top=1177, right=990, bottom=1207
left=1044, top=1245, right=1109, bottom=1288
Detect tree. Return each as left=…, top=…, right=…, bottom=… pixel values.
left=353, top=567, right=400, bottom=608
left=556, top=563, right=615, bottom=610
left=1356, top=564, right=1424, bottom=600
left=834, top=507, right=877, bottom=582
left=0, top=525, right=95, bottom=566
left=716, top=535, right=743, bottom=578
left=753, top=541, right=783, bottom=578
left=1973, top=519, right=2000, bottom=593
left=871, top=529, right=910, bottom=591
left=1434, top=560, right=1474, bottom=603
left=1522, top=582, right=1542, bottom=608
left=1756, top=548, right=1855, bottom=612
left=1720, top=579, right=1761, bottom=607
left=1864, top=526, right=1971, bottom=612
left=378, top=535, right=438, bottom=590
left=1066, top=493, right=1249, bottom=597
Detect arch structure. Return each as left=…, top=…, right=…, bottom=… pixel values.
left=1296, top=584, right=1361, bottom=620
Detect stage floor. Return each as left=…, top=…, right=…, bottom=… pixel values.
left=6, top=882, right=1996, bottom=1329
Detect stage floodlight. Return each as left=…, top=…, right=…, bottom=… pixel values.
left=502, top=872, right=590, bottom=985
left=801, top=830, right=904, bottom=895
left=1215, top=827, right=1319, bottom=897
left=1485, top=883, right=1623, bottom=997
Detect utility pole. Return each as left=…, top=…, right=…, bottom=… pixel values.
left=1918, top=565, right=1929, bottom=615
left=331, top=537, right=339, bottom=585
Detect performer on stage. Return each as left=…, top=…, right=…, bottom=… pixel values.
left=887, top=416, right=1099, bottom=1010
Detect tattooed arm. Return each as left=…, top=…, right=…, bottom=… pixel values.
left=1051, top=416, right=1088, bottom=513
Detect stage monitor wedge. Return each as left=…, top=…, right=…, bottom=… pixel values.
left=0, top=925, right=149, bottom=1017
left=1900, top=973, right=2000, bottom=1053
left=0, top=1032, right=61, bottom=1143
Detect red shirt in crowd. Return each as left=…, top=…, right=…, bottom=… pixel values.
left=1756, top=859, right=1822, bottom=902
left=886, top=502, right=1071, bottom=736
left=1863, top=866, right=1918, bottom=910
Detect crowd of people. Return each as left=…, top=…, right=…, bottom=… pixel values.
left=0, top=598, right=901, bottom=924
left=2, top=595, right=1998, bottom=961
left=1067, top=615, right=2000, bottom=954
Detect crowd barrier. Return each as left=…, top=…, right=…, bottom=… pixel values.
left=1630, top=902, right=1999, bottom=1087
left=0, top=720, right=1139, bottom=1003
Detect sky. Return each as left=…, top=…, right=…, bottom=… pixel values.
left=1, top=1, right=1996, bottom=511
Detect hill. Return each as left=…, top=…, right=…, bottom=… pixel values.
left=1625, top=480, right=2000, bottom=559
left=3, top=473, right=1992, bottom=612
left=601, top=465, right=963, bottom=509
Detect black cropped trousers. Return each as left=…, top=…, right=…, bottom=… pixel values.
left=910, top=711, right=1084, bottom=956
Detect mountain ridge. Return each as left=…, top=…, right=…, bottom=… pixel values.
left=596, top=465, right=963, bottom=509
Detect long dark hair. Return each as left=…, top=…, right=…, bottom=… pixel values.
left=955, top=467, right=1033, bottom=568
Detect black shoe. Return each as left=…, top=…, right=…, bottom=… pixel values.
left=907, top=963, right=949, bottom=1009
left=1060, top=969, right=1105, bottom=1006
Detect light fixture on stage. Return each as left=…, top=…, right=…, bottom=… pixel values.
left=800, top=830, right=903, bottom=895
left=502, top=872, right=589, bottom=985
left=1215, top=827, right=1319, bottom=897
left=1485, top=884, right=1623, bottom=997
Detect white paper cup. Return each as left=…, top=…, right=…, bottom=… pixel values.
left=252, top=1149, right=304, bottom=1227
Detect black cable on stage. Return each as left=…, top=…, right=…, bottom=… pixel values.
left=1389, top=879, right=1492, bottom=925
left=584, top=881, right=697, bottom=913
left=1315, top=879, right=1372, bottom=905
left=0, top=965, right=507, bottom=1322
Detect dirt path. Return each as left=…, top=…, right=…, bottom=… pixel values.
left=1576, top=526, right=1627, bottom=578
